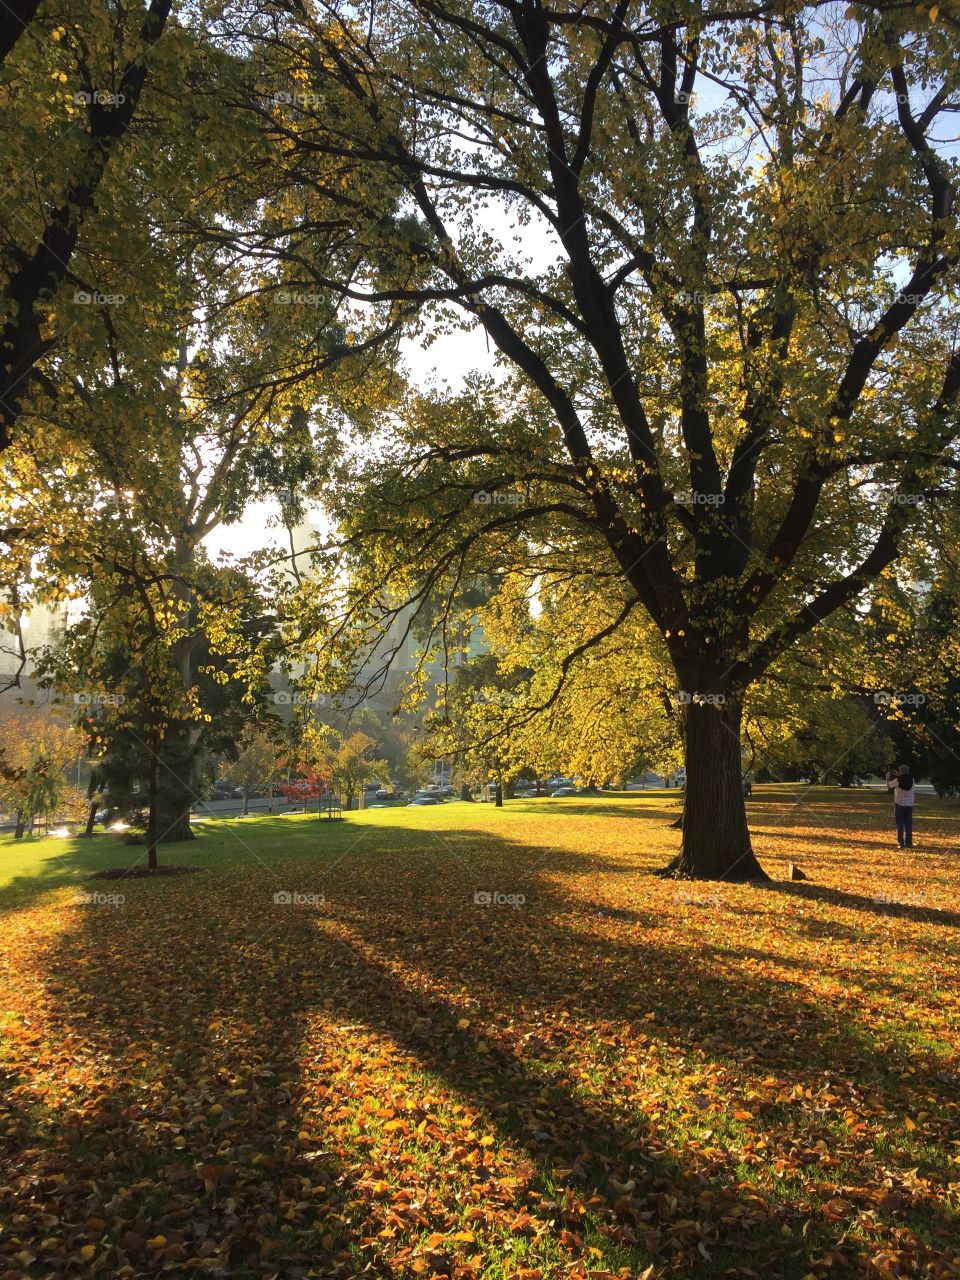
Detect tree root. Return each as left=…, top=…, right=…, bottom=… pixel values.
left=651, top=849, right=770, bottom=882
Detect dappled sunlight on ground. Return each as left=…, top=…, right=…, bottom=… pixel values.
left=0, top=788, right=957, bottom=1278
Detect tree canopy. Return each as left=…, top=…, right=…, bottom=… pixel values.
left=262, top=0, right=960, bottom=876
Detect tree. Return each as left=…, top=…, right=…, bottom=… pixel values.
left=221, top=725, right=279, bottom=816
left=0, top=0, right=176, bottom=451
left=39, top=557, right=280, bottom=864
left=267, top=1, right=960, bottom=878
left=315, top=729, right=387, bottom=812
left=0, top=707, right=79, bottom=837
left=858, top=547, right=960, bottom=794
left=755, top=695, right=892, bottom=785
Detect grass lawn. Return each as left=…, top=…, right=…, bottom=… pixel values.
left=0, top=786, right=958, bottom=1279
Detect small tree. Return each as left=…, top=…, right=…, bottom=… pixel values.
left=322, top=730, right=388, bottom=812
left=221, top=726, right=278, bottom=816
left=0, top=708, right=80, bottom=837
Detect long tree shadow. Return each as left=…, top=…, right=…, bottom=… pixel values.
left=317, top=869, right=960, bottom=1276
left=0, top=874, right=369, bottom=1278
left=2, top=820, right=958, bottom=1279
left=764, top=879, right=960, bottom=929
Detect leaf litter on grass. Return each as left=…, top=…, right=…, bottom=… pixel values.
left=0, top=788, right=957, bottom=1279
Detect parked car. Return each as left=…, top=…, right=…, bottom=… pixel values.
left=550, top=785, right=579, bottom=797
left=408, top=795, right=442, bottom=806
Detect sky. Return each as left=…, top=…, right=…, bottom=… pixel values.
left=204, top=321, right=493, bottom=562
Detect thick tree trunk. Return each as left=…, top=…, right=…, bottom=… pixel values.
left=460, top=783, right=473, bottom=801
left=14, top=811, right=24, bottom=839
left=242, top=786, right=250, bottom=816
left=659, top=696, right=767, bottom=881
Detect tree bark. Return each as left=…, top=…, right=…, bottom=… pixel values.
left=659, top=696, right=768, bottom=881
left=80, top=801, right=98, bottom=838
left=0, top=0, right=174, bottom=452
left=14, top=810, right=24, bottom=839
left=0, top=0, right=41, bottom=68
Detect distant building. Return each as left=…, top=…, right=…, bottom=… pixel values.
left=278, top=513, right=487, bottom=714
left=0, top=601, right=66, bottom=709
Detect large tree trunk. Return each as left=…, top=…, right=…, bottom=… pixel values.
left=659, top=695, right=767, bottom=881
left=14, top=810, right=24, bottom=839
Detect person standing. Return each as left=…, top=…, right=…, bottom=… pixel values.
left=892, top=764, right=915, bottom=849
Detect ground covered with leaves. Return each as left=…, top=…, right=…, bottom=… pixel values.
left=0, top=786, right=958, bottom=1279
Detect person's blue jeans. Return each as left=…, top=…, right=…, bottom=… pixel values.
left=895, top=804, right=913, bottom=848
